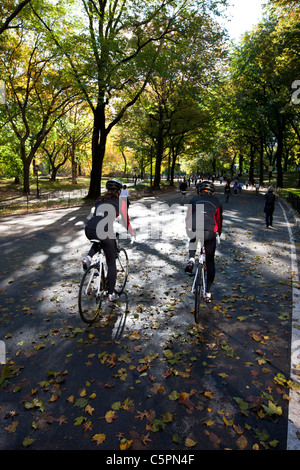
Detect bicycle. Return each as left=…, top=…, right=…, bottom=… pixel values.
left=192, top=241, right=208, bottom=324
left=78, top=233, right=129, bottom=324
left=191, top=234, right=220, bottom=324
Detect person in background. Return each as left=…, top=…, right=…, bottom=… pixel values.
left=264, top=186, right=276, bottom=228
left=233, top=180, right=238, bottom=195
left=120, top=184, right=130, bottom=206
left=224, top=180, right=231, bottom=202
left=179, top=178, right=188, bottom=204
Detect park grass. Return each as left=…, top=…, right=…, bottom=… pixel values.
left=1, top=172, right=299, bottom=216
left=0, top=175, right=173, bottom=215
left=0, top=176, right=94, bottom=198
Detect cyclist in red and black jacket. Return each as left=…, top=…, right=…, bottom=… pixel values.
left=185, top=180, right=222, bottom=302
left=82, top=178, right=134, bottom=302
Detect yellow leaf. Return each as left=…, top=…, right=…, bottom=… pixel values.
left=223, top=415, right=233, bottom=427
left=85, top=404, right=94, bottom=415
left=105, top=410, right=117, bottom=423
left=49, top=393, right=59, bottom=402
left=120, top=438, right=133, bottom=450
left=236, top=435, right=248, bottom=450
left=179, top=392, right=190, bottom=400
left=185, top=437, right=196, bottom=448
left=203, top=419, right=214, bottom=426
left=92, top=433, right=106, bottom=445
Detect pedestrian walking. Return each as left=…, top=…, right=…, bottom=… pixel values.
left=120, top=184, right=130, bottom=206
left=224, top=180, right=231, bottom=202
left=179, top=178, right=188, bottom=204
left=264, top=186, right=276, bottom=228
left=233, top=181, right=238, bottom=195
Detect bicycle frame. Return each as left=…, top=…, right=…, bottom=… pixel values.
left=192, top=242, right=206, bottom=298
left=79, top=233, right=129, bottom=323
left=84, top=249, right=106, bottom=299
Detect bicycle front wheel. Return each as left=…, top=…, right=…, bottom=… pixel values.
left=78, top=264, right=104, bottom=323
left=194, top=266, right=204, bottom=324
left=115, top=248, right=129, bottom=294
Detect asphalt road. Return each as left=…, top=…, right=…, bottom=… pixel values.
left=0, top=183, right=299, bottom=453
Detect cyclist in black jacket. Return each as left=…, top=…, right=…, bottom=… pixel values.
left=82, top=178, right=134, bottom=302
left=185, top=180, right=223, bottom=302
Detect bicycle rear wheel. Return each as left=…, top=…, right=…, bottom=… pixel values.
left=194, top=266, right=204, bottom=324
left=78, top=264, right=105, bottom=323
left=115, top=248, right=129, bottom=294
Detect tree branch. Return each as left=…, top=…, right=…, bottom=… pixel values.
left=0, top=0, right=31, bottom=35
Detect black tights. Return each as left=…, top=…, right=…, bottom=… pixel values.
left=189, top=234, right=216, bottom=293
left=265, top=211, right=273, bottom=227
left=87, top=236, right=117, bottom=295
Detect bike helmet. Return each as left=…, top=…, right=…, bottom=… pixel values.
left=196, top=180, right=215, bottom=194
left=106, top=178, right=123, bottom=191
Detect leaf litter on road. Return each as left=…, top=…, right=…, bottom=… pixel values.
left=0, top=192, right=298, bottom=450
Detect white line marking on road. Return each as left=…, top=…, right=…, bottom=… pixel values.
left=280, top=202, right=300, bottom=450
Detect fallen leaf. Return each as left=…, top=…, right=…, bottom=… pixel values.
left=120, top=438, right=133, bottom=450
left=185, top=437, right=196, bottom=447
left=236, top=435, right=248, bottom=449
left=22, top=436, right=35, bottom=447
left=92, top=433, right=106, bottom=445
left=85, top=404, right=94, bottom=415
left=105, top=410, right=117, bottom=423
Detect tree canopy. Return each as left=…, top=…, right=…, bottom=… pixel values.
left=0, top=0, right=299, bottom=194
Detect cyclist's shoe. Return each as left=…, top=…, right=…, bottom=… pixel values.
left=206, top=292, right=212, bottom=303
left=82, top=255, right=91, bottom=271
left=185, top=260, right=194, bottom=275
left=108, top=292, right=119, bottom=302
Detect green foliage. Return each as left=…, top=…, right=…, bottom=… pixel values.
left=1, top=0, right=299, bottom=191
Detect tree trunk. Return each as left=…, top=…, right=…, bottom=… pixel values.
left=121, top=151, right=127, bottom=177
left=20, top=138, right=31, bottom=194
left=153, top=123, right=164, bottom=189
left=276, top=135, right=284, bottom=188
left=50, top=166, right=57, bottom=181
left=71, top=145, right=77, bottom=184
left=87, top=103, right=107, bottom=199
left=259, top=136, right=264, bottom=185
left=23, top=159, right=31, bottom=194
left=170, top=149, right=176, bottom=186
left=249, top=143, right=255, bottom=183
left=239, top=153, right=243, bottom=176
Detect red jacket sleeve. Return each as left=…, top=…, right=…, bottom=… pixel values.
left=120, top=199, right=134, bottom=235
left=214, top=207, right=222, bottom=234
